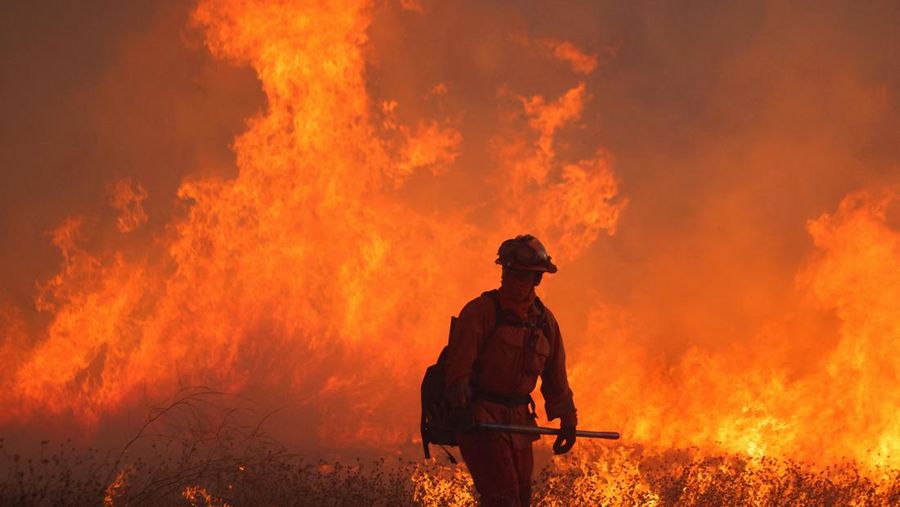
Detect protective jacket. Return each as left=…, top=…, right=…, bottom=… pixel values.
left=443, top=288, right=576, bottom=449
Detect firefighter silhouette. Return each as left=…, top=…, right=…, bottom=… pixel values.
left=444, top=235, right=577, bottom=506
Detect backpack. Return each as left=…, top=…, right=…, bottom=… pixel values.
left=420, top=290, right=548, bottom=462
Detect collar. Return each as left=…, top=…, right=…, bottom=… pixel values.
left=497, top=285, right=537, bottom=320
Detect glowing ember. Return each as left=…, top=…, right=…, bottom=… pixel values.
left=183, top=485, right=232, bottom=507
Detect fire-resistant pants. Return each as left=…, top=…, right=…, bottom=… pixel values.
left=457, top=431, right=534, bottom=507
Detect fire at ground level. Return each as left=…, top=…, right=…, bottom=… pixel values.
left=4, top=434, right=900, bottom=506
left=4, top=1, right=900, bottom=505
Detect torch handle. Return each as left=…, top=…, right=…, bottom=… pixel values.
left=478, top=422, right=620, bottom=440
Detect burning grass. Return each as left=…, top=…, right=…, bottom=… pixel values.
left=530, top=444, right=900, bottom=506
left=5, top=437, right=900, bottom=505
left=1, top=389, right=416, bottom=506
left=1, top=439, right=416, bottom=506
left=3, top=389, right=900, bottom=505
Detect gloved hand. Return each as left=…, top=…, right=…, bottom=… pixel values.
left=446, top=378, right=473, bottom=409
left=553, top=413, right=577, bottom=455
left=443, top=378, right=476, bottom=432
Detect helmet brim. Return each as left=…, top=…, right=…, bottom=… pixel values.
left=496, top=259, right=558, bottom=274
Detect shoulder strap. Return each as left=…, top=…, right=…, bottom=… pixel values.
left=477, top=290, right=547, bottom=347
left=478, top=290, right=502, bottom=357
left=481, top=290, right=502, bottom=321
left=533, top=296, right=549, bottom=331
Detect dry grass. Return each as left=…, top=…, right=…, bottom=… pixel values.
left=529, top=444, right=900, bottom=506
left=1, top=439, right=416, bottom=506
left=7, top=440, right=900, bottom=506
left=4, top=391, right=900, bottom=506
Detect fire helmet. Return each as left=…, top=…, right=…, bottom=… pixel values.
left=495, top=234, right=558, bottom=273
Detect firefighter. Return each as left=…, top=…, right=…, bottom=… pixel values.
left=443, top=234, right=577, bottom=506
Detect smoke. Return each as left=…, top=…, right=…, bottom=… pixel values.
left=2, top=0, right=899, bottom=465
left=0, top=1, right=262, bottom=319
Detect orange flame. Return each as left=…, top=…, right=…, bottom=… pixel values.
left=3, top=0, right=899, bottom=484
left=0, top=0, right=622, bottom=450
left=104, top=467, right=130, bottom=507
left=573, top=189, right=900, bottom=468
left=108, top=179, right=149, bottom=233
left=183, top=484, right=232, bottom=507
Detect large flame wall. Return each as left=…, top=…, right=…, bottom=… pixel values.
left=2, top=0, right=899, bottom=470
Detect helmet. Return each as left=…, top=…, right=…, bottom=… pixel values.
left=495, top=234, right=558, bottom=273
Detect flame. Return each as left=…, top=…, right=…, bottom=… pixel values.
left=573, top=189, right=900, bottom=469
left=539, top=39, right=599, bottom=76
left=3, top=1, right=900, bottom=499
left=0, top=0, right=621, bottom=449
left=412, top=464, right=476, bottom=506
left=104, top=467, right=130, bottom=507
left=183, top=485, right=232, bottom=507
left=108, top=179, right=149, bottom=233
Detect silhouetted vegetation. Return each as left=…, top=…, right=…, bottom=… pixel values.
left=4, top=390, right=900, bottom=505
left=7, top=439, right=900, bottom=505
